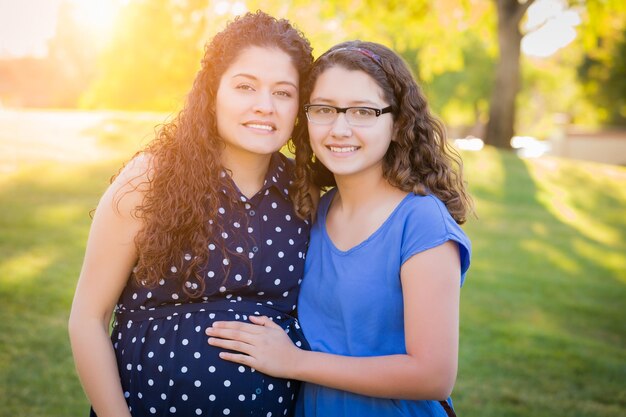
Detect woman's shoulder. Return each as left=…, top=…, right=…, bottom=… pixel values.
left=118, top=153, right=153, bottom=181
left=103, top=153, right=154, bottom=216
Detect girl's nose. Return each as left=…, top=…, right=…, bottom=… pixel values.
left=330, top=112, right=352, bottom=138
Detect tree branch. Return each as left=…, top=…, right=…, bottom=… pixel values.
left=515, top=0, right=536, bottom=23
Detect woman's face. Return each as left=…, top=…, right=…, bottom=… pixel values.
left=307, top=66, right=394, bottom=180
left=216, top=46, right=299, bottom=163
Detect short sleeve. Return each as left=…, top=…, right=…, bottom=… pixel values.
left=400, top=195, right=471, bottom=286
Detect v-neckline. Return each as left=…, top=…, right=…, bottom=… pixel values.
left=321, top=188, right=412, bottom=254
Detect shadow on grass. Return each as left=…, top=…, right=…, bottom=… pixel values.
left=457, top=149, right=625, bottom=417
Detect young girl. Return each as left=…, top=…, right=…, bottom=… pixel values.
left=69, top=11, right=314, bottom=417
left=206, top=40, right=473, bottom=417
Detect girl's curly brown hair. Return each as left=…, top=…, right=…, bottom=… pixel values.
left=121, top=11, right=312, bottom=296
left=292, top=40, right=473, bottom=224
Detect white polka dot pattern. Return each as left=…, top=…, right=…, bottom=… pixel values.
left=98, top=154, right=310, bottom=416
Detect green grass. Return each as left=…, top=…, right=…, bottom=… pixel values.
left=0, top=110, right=164, bottom=416
left=0, top=110, right=624, bottom=416
left=456, top=148, right=626, bottom=416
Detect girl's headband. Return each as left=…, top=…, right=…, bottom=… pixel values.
left=324, top=46, right=383, bottom=67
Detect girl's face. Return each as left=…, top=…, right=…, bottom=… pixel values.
left=216, top=46, right=299, bottom=163
left=307, top=66, right=394, bottom=180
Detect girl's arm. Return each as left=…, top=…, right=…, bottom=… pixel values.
left=207, top=240, right=461, bottom=400
left=68, top=159, right=147, bottom=417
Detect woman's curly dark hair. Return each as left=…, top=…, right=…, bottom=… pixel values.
left=292, top=40, right=473, bottom=224
left=121, top=11, right=313, bottom=296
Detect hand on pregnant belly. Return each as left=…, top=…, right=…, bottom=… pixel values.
left=115, top=307, right=300, bottom=415
left=207, top=315, right=302, bottom=379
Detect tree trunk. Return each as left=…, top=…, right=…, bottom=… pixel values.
left=485, top=0, right=534, bottom=149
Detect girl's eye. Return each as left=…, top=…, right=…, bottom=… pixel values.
left=317, top=106, right=333, bottom=114
left=354, top=108, right=374, bottom=117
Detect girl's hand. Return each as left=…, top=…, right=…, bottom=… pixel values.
left=206, top=316, right=302, bottom=379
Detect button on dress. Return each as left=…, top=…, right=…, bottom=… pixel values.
left=91, top=153, right=310, bottom=417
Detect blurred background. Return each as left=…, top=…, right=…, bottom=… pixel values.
left=0, top=1, right=624, bottom=416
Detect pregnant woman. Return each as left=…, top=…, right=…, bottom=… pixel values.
left=69, top=11, right=314, bottom=417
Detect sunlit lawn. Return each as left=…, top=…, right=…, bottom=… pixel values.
left=457, top=147, right=626, bottom=416
left=0, top=110, right=624, bottom=416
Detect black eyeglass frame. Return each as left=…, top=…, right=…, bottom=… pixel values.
left=303, top=104, right=393, bottom=124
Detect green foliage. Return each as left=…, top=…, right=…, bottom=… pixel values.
left=1, top=111, right=625, bottom=416
left=1, top=0, right=624, bottom=136
left=425, top=33, right=495, bottom=128
left=80, top=0, right=222, bottom=111
left=574, top=0, right=626, bottom=125
left=71, top=0, right=626, bottom=134
left=518, top=50, right=589, bottom=137
left=249, top=0, right=497, bottom=132
left=578, top=26, right=626, bottom=125
left=579, top=0, right=626, bottom=55
left=79, top=0, right=499, bottom=120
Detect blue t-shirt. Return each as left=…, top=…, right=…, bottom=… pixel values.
left=297, top=188, right=471, bottom=417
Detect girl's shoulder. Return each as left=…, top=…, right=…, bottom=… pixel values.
left=397, top=193, right=470, bottom=249
left=398, top=193, right=449, bottom=221
left=399, top=193, right=471, bottom=275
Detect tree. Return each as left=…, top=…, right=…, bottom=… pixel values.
left=485, top=0, right=535, bottom=149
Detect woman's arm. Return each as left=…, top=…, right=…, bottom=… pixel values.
left=207, top=240, right=461, bottom=400
left=68, top=159, right=148, bottom=417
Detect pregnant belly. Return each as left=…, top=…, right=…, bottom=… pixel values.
left=112, top=301, right=304, bottom=416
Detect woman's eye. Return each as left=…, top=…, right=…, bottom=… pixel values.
left=274, top=90, right=292, bottom=98
left=236, top=84, right=254, bottom=91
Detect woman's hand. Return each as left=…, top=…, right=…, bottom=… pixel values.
left=206, top=316, right=302, bottom=379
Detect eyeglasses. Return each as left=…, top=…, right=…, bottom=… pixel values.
left=304, top=104, right=392, bottom=127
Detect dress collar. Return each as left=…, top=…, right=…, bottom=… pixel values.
left=219, top=152, right=293, bottom=203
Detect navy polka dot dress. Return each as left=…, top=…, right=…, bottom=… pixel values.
left=92, top=153, right=310, bottom=417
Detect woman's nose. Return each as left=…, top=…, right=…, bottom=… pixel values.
left=252, top=91, right=275, bottom=114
